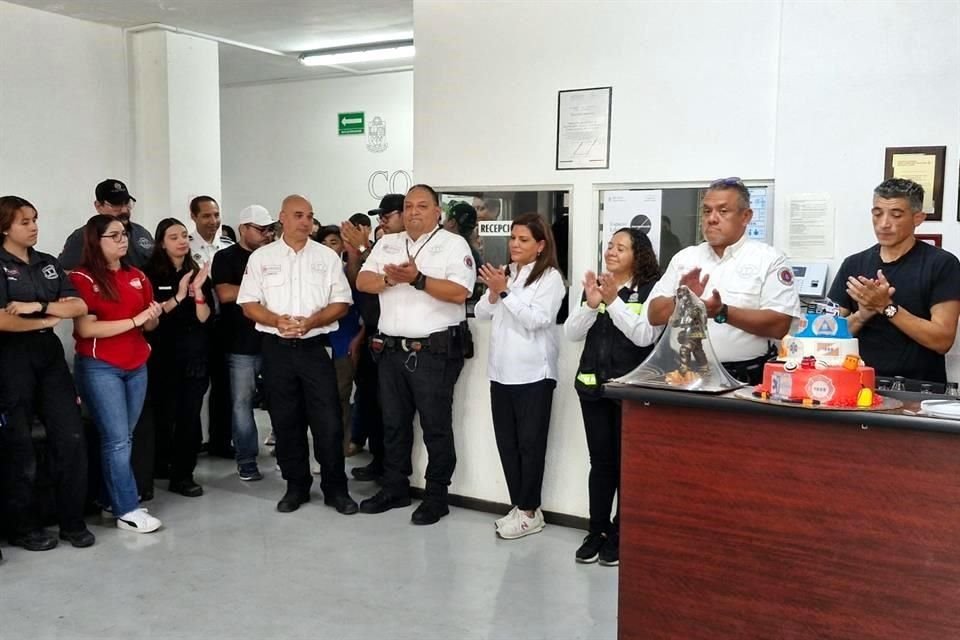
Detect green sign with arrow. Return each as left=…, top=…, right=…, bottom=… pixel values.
left=338, top=112, right=365, bottom=135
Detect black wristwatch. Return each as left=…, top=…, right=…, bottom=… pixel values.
left=413, top=272, right=427, bottom=290
left=499, top=290, right=509, bottom=300
left=714, top=303, right=729, bottom=324
left=39, top=301, right=49, bottom=315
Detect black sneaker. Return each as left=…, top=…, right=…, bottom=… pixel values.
left=238, top=463, right=263, bottom=481
left=59, top=527, right=96, bottom=548
left=598, top=531, right=619, bottom=566
left=575, top=532, right=606, bottom=564
left=169, top=478, right=204, bottom=497
left=351, top=464, right=383, bottom=483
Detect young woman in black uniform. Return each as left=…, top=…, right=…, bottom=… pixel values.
left=0, top=196, right=92, bottom=551
left=563, top=228, right=662, bottom=566
left=143, top=218, right=212, bottom=498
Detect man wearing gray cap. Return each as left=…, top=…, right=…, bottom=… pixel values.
left=59, top=179, right=154, bottom=270
left=211, top=205, right=276, bottom=481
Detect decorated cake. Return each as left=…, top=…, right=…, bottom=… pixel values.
left=754, top=310, right=877, bottom=408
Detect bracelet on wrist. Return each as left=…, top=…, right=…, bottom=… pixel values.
left=131, top=318, right=138, bottom=329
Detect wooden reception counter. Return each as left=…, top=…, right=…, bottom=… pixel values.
left=604, top=384, right=960, bottom=640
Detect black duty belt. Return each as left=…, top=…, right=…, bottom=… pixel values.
left=382, top=336, right=430, bottom=352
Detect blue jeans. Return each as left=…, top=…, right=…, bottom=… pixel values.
left=74, top=356, right=147, bottom=516
left=227, top=353, right=262, bottom=466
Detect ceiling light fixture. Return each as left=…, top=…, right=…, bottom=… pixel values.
left=298, top=39, right=415, bottom=67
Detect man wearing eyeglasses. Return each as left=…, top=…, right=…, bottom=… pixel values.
left=374, top=193, right=406, bottom=235
left=211, top=205, right=275, bottom=482
left=59, top=179, right=154, bottom=270
left=647, top=177, right=801, bottom=385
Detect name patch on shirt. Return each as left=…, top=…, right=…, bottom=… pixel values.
left=158, top=285, right=172, bottom=291
left=262, top=264, right=281, bottom=277
left=311, top=262, right=327, bottom=273
left=42, top=265, right=58, bottom=280
left=736, top=263, right=760, bottom=279
left=4, top=267, right=19, bottom=280
left=383, top=244, right=402, bottom=255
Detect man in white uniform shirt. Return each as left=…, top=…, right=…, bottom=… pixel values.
left=238, top=194, right=358, bottom=515
left=188, top=195, right=236, bottom=459
left=356, top=184, right=477, bottom=525
left=648, top=178, right=801, bottom=384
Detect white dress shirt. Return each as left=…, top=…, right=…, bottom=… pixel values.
left=237, top=236, right=353, bottom=338
left=563, top=288, right=662, bottom=347
left=474, top=264, right=566, bottom=384
left=361, top=226, right=477, bottom=337
left=648, top=234, right=801, bottom=362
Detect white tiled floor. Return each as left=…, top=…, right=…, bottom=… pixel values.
left=0, top=416, right=617, bottom=640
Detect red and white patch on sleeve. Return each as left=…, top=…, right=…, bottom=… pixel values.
left=777, top=267, right=794, bottom=286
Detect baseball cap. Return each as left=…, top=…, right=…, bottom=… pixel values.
left=237, top=204, right=274, bottom=227
left=95, top=179, right=136, bottom=205
left=448, top=202, right=478, bottom=233
left=371, top=193, right=405, bottom=218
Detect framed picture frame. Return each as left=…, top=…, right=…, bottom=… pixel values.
left=556, top=87, right=612, bottom=170
left=916, top=233, right=942, bottom=248
left=883, top=146, right=946, bottom=221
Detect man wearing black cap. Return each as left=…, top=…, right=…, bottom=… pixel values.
left=374, top=194, right=406, bottom=235
left=59, top=179, right=154, bottom=270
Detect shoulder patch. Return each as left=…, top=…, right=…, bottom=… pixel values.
left=42, top=264, right=58, bottom=280
left=464, top=256, right=474, bottom=269
left=777, top=267, right=794, bottom=286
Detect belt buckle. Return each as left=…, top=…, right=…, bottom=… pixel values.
left=401, top=339, right=422, bottom=352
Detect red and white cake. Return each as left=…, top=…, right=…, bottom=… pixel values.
left=755, top=313, right=877, bottom=408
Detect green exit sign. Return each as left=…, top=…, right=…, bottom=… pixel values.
left=338, top=112, right=364, bottom=135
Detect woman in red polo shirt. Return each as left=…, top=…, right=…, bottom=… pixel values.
left=70, top=214, right=163, bottom=534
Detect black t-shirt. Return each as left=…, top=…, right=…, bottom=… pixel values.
left=211, top=244, right=261, bottom=355
left=59, top=221, right=154, bottom=270
left=143, top=264, right=213, bottom=363
left=0, top=247, right=78, bottom=312
left=828, top=241, right=960, bottom=382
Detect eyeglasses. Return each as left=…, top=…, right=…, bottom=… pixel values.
left=245, top=224, right=270, bottom=234
left=379, top=210, right=399, bottom=221
left=100, top=231, right=129, bottom=242
left=709, top=177, right=744, bottom=188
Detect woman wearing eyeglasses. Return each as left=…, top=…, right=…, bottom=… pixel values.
left=142, top=218, right=213, bottom=499
left=71, top=214, right=164, bottom=534
left=0, top=196, right=92, bottom=551
left=475, top=213, right=566, bottom=540
left=563, top=228, right=662, bottom=566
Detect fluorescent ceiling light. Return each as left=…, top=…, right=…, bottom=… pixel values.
left=299, top=40, right=415, bottom=67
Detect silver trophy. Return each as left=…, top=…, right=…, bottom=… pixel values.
left=612, top=285, right=744, bottom=392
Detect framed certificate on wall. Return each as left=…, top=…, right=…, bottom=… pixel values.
left=556, top=87, right=612, bottom=170
left=883, top=146, right=946, bottom=221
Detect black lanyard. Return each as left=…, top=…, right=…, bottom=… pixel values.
left=405, top=226, right=442, bottom=264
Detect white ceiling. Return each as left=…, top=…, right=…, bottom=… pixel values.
left=7, top=0, right=414, bottom=85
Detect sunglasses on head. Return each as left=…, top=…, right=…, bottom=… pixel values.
left=709, top=177, right=744, bottom=188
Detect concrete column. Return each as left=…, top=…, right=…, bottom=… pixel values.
left=129, top=29, right=221, bottom=235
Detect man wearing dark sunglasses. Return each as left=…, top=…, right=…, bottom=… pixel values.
left=211, top=205, right=276, bottom=482
left=59, top=178, right=154, bottom=270
left=648, top=177, right=801, bottom=384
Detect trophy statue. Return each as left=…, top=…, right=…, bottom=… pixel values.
left=612, top=285, right=744, bottom=392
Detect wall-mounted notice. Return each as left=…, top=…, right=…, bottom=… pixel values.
left=556, top=87, right=612, bottom=170
left=786, top=194, right=834, bottom=259
left=601, top=190, right=662, bottom=260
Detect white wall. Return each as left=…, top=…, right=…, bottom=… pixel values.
left=413, top=0, right=960, bottom=517
left=220, top=72, right=413, bottom=225
left=0, top=0, right=130, bottom=254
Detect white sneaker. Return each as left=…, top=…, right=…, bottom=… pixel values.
left=116, top=508, right=162, bottom=533
left=495, top=506, right=519, bottom=530
left=498, top=508, right=545, bottom=540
